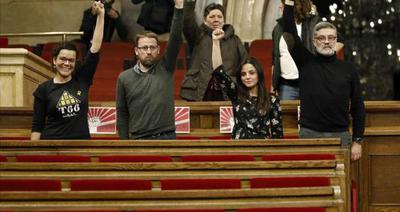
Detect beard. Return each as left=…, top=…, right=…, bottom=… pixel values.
left=316, top=46, right=335, bottom=56
left=139, top=56, right=157, bottom=68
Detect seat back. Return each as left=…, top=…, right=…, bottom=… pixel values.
left=249, top=39, right=273, bottom=90
left=89, top=42, right=135, bottom=101
left=16, top=155, right=91, bottom=162
left=250, top=177, right=331, bottom=188
left=98, top=155, right=173, bottom=162
left=181, top=155, right=255, bottom=162
left=160, top=179, right=241, bottom=190
left=237, top=208, right=326, bottom=212
left=0, top=179, right=61, bottom=191
left=262, top=154, right=336, bottom=161
left=70, top=179, right=152, bottom=191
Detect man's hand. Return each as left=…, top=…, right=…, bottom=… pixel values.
left=212, top=29, right=224, bottom=40
left=351, top=142, right=362, bottom=161
left=175, top=0, right=184, bottom=9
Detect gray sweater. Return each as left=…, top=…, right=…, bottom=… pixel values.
left=116, top=8, right=183, bottom=139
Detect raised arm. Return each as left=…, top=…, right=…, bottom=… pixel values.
left=183, top=0, right=202, bottom=47
left=211, top=29, right=238, bottom=102
left=162, top=0, right=184, bottom=72
left=212, top=29, right=224, bottom=69
left=282, top=0, right=310, bottom=67
left=90, top=1, right=105, bottom=53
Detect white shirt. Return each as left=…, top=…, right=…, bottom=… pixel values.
left=279, top=23, right=302, bottom=80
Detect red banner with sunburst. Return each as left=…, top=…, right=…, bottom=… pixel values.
left=88, top=107, right=116, bottom=134
left=175, top=106, right=190, bottom=133
left=219, top=106, right=234, bottom=133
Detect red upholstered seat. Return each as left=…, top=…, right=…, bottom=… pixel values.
left=40, top=42, right=58, bottom=62
left=0, top=179, right=62, bottom=191
left=250, top=177, right=330, bottom=188
left=249, top=39, right=273, bottom=90
left=98, top=155, right=173, bottom=162
left=0, top=155, right=7, bottom=162
left=352, top=180, right=358, bottom=212
left=0, top=37, right=8, bottom=47
left=89, top=42, right=135, bottom=101
left=237, top=207, right=326, bottom=212
left=16, top=155, right=91, bottom=162
left=160, top=179, right=241, bottom=190
left=136, top=210, right=224, bottom=212
left=70, top=179, right=152, bottom=191
left=181, top=155, right=255, bottom=162
left=262, top=154, right=335, bottom=161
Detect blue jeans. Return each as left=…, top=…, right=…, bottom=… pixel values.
left=299, top=126, right=351, bottom=147
left=279, top=84, right=299, bottom=100
left=134, top=131, right=176, bottom=140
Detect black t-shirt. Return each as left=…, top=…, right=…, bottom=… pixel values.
left=31, top=52, right=99, bottom=139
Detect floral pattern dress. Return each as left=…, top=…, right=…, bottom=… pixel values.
left=213, top=66, right=284, bottom=139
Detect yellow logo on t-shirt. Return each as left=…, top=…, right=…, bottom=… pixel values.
left=57, top=91, right=81, bottom=107
left=57, top=91, right=81, bottom=117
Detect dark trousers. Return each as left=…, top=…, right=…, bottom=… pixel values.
left=299, top=126, right=351, bottom=147
left=134, top=130, right=176, bottom=140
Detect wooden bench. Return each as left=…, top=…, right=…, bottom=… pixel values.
left=0, top=139, right=349, bottom=211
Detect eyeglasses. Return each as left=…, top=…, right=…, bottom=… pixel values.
left=59, top=57, right=75, bottom=64
left=137, top=45, right=158, bottom=52
left=314, top=35, right=337, bottom=43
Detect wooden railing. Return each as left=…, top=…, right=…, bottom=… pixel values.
left=0, top=32, right=83, bottom=43
left=0, top=139, right=349, bottom=211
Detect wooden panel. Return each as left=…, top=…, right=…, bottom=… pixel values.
left=361, top=135, right=400, bottom=212
left=0, top=48, right=52, bottom=107
left=370, top=206, right=400, bottom=212
left=370, top=156, right=400, bottom=203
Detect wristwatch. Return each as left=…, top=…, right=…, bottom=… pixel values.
left=353, top=138, right=363, bottom=144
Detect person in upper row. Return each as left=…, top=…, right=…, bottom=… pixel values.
left=180, top=1, right=248, bottom=101
left=80, top=0, right=127, bottom=48
left=211, top=28, right=284, bottom=139
left=282, top=0, right=365, bottom=160
left=271, top=0, right=320, bottom=100
left=31, top=1, right=105, bottom=140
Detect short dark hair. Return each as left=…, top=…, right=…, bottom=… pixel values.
left=135, top=31, right=159, bottom=46
left=51, top=42, right=78, bottom=62
left=203, top=3, right=225, bottom=18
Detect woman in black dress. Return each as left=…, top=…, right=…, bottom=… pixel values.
left=211, top=29, right=283, bottom=139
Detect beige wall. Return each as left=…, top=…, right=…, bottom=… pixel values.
left=0, top=0, right=121, bottom=45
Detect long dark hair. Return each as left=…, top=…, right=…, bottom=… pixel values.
left=235, top=58, right=271, bottom=115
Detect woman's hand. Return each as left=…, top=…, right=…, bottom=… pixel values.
left=212, top=29, right=225, bottom=40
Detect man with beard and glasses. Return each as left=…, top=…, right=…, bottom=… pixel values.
left=116, top=0, right=183, bottom=140
left=282, top=0, right=365, bottom=161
